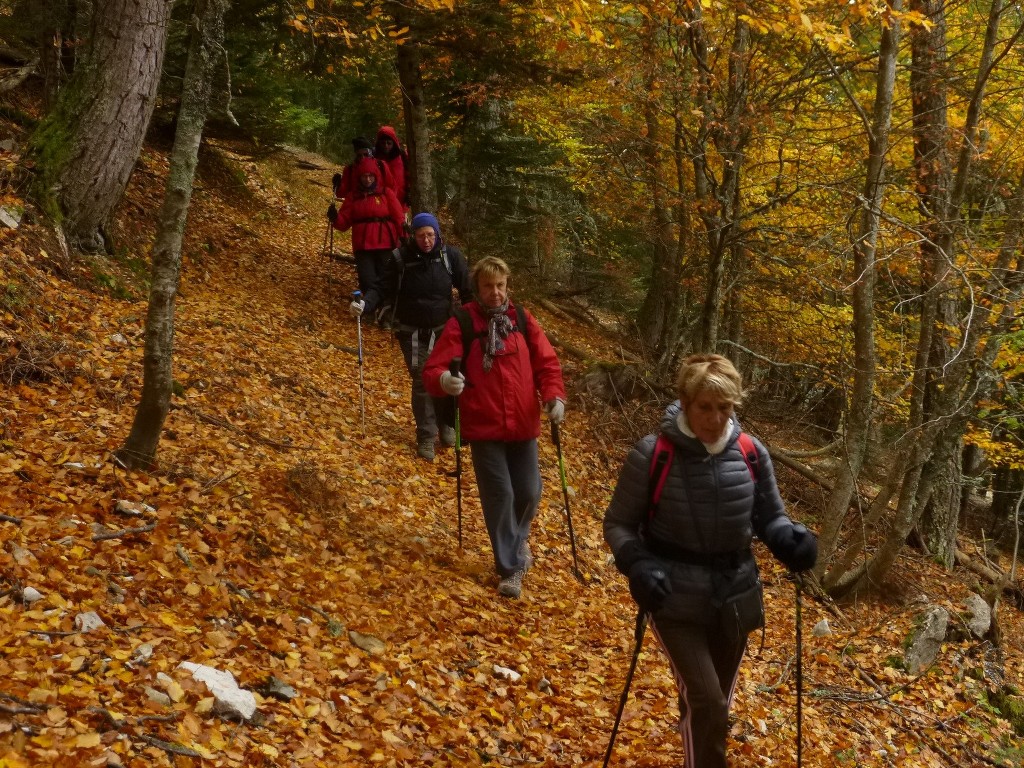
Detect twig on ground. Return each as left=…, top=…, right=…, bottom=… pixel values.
left=92, top=522, right=157, bottom=542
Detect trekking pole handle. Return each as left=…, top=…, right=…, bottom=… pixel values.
left=449, top=357, right=462, bottom=377
left=353, top=290, right=362, bottom=299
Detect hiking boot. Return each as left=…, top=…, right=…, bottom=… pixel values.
left=519, top=541, right=534, bottom=571
left=498, top=569, right=525, bottom=599
left=440, top=425, right=456, bottom=447
left=416, top=439, right=435, bottom=461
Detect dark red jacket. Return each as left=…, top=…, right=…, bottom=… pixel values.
left=374, top=126, right=409, bottom=209
left=423, top=301, right=565, bottom=442
left=331, top=158, right=405, bottom=251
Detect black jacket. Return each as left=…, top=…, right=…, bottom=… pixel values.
left=603, top=402, right=800, bottom=623
left=363, top=242, right=471, bottom=329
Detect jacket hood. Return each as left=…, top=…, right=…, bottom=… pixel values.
left=354, top=156, right=380, bottom=189
left=375, top=126, right=403, bottom=155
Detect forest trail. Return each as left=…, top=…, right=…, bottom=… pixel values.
left=0, top=139, right=1021, bottom=767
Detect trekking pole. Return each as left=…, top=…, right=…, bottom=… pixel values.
left=323, top=193, right=338, bottom=286
left=602, top=610, right=648, bottom=768
left=795, top=574, right=804, bottom=768
left=551, top=421, right=583, bottom=582
left=450, top=357, right=463, bottom=549
left=353, top=290, right=365, bottom=433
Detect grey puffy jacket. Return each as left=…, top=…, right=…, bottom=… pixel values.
left=603, top=402, right=799, bottom=623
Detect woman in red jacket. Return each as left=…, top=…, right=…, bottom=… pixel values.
left=327, top=156, right=405, bottom=295
left=374, top=126, right=409, bottom=211
left=423, top=257, right=566, bottom=599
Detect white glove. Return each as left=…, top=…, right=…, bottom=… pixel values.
left=440, top=370, right=466, bottom=396
left=350, top=299, right=365, bottom=317
left=544, top=399, right=565, bottom=424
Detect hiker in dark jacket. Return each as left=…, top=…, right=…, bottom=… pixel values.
left=603, top=353, right=817, bottom=768
left=328, top=156, right=405, bottom=294
left=351, top=212, right=471, bottom=460
left=423, top=256, right=566, bottom=599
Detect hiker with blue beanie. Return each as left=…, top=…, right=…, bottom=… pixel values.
left=352, top=212, right=471, bottom=460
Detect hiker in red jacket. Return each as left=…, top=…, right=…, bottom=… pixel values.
left=327, top=156, right=405, bottom=295
left=374, top=126, right=409, bottom=211
left=424, top=256, right=566, bottom=599
left=603, top=354, right=818, bottom=768
left=332, top=137, right=395, bottom=202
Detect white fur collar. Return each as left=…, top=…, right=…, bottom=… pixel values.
left=676, top=410, right=733, bottom=455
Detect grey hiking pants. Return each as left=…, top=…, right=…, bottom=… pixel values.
left=649, top=615, right=747, bottom=768
left=397, top=326, right=444, bottom=443
left=469, top=439, right=541, bottom=577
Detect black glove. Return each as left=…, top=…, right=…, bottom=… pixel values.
left=777, top=523, right=818, bottom=572
left=327, top=203, right=338, bottom=221
left=332, top=172, right=342, bottom=191
left=628, top=560, right=672, bottom=614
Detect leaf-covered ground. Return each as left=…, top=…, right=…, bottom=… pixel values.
left=2, top=134, right=1023, bottom=768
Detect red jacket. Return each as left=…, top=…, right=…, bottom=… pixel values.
left=374, top=126, right=409, bottom=209
left=423, top=301, right=565, bottom=442
left=331, top=158, right=405, bottom=251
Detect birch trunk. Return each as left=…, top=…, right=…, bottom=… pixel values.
left=116, top=0, right=230, bottom=469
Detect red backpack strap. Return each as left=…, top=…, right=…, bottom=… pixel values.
left=647, top=434, right=675, bottom=522
left=737, top=432, right=759, bottom=483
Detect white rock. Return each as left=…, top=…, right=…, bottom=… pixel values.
left=74, top=611, right=106, bottom=632
left=812, top=619, right=832, bottom=637
left=0, top=206, right=21, bottom=230
left=21, top=587, right=43, bottom=604
left=131, top=644, right=154, bottom=665
left=144, top=686, right=171, bottom=707
left=493, top=664, right=521, bottom=682
left=177, top=662, right=257, bottom=721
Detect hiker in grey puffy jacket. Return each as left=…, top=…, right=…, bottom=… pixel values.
left=603, top=353, right=817, bottom=768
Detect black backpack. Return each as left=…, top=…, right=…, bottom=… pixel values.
left=387, top=245, right=455, bottom=327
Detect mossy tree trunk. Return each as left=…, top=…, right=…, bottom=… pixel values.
left=116, top=0, right=229, bottom=470
left=28, top=0, right=170, bottom=252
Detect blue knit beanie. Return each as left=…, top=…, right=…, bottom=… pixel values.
left=411, top=212, right=442, bottom=242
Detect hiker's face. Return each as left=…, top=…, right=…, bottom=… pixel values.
left=477, top=272, right=508, bottom=309
left=414, top=226, right=436, bottom=251
left=381, top=138, right=395, bottom=151
left=355, top=149, right=371, bottom=160
left=684, top=390, right=734, bottom=444
left=359, top=173, right=375, bottom=189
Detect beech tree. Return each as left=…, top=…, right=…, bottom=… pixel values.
left=116, top=0, right=231, bottom=469
left=28, top=0, right=171, bottom=252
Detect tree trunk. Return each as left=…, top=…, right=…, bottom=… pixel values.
left=688, top=10, right=750, bottom=353
left=635, top=52, right=680, bottom=362
left=831, top=0, right=1016, bottom=597
left=819, top=2, right=901, bottom=582
left=921, top=432, right=963, bottom=566
left=389, top=3, right=435, bottom=214
left=29, top=0, right=171, bottom=252
left=116, top=0, right=229, bottom=469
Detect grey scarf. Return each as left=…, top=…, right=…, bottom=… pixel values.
left=482, top=300, right=513, bottom=372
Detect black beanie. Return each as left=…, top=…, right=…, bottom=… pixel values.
left=352, top=136, right=373, bottom=152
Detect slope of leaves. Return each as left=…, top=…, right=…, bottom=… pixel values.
left=1, top=137, right=1023, bottom=768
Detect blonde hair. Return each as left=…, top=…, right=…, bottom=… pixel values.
left=470, top=256, right=512, bottom=295
left=676, top=354, right=744, bottom=406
